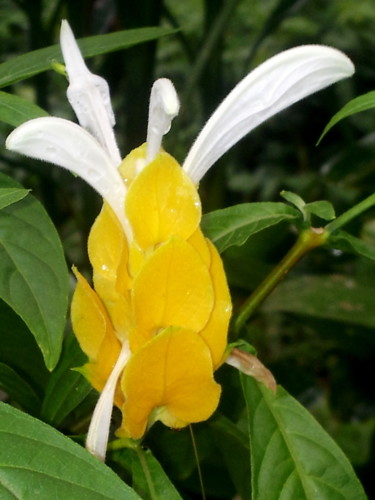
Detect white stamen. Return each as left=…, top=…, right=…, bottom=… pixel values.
left=183, top=45, right=354, bottom=183
left=146, top=78, right=180, bottom=164
left=6, top=117, right=133, bottom=242
left=60, top=20, right=122, bottom=166
left=86, top=341, right=131, bottom=461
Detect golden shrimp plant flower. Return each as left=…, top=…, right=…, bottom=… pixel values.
left=6, top=20, right=354, bottom=461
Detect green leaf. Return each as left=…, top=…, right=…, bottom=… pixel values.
left=211, top=416, right=251, bottom=500
left=262, top=274, right=375, bottom=328
left=0, top=299, right=49, bottom=393
left=318, top=90, right=375, bottom=144
left=0, top=186, right=29, bottom=210
left=304, top=200, right=336, bottom=221
left=328, top=230, right=375, bottom=261
left=0, top=362, right=41, bottom=415
left=242, top=376, right=367, bottom=500
left=0, top=173, right=69, bottom=370
left=41, top=334, right=92, bottom=426
left=113, top=447, right=182, bottom=500
left=202, top=202, right=300, bottom=253
left=280, top=190, right=305, bottom=212
left=0, top=91, right=48, bottom=126
left=0, top=402, right=141, bottom=499
left=280, top=192, right=336, bottom=221
left=0, top=27, right=176, bottom=88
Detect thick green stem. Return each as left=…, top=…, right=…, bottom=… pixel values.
left=233, top=227, right=328, bottom=335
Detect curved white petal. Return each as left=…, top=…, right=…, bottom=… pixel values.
left=146, top=78, right=180, bottom=164
left=183, top=45, right=355, bottom=183
left=60, top=20, right=122, bottom=166
left=6, top=117, right=132, bottom=240
left=86, top=342, right=131, bottom=461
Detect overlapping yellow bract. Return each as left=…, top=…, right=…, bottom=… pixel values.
left=71, top=146, right=232, bottom=439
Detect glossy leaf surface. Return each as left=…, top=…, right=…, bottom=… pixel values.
left=0, top=403, right=141, bottom=499
left=0, top=173, right=69, bottom=370
left=0, top=27, right=176, bottom=88
left=202, top=202, right=299, bottom=252
left=242, top=376, right=367, bottom=499
left=0, top=91, right=48, bottom=126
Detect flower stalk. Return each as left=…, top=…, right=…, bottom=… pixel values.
left=233, top=227, right=329, bottom=335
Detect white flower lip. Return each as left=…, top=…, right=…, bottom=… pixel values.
left=86, top=342, right=131, bottom=461
left=183, top=45, right=355, bottom=184
left=146, top=78, right=180, bottom=164
left=6, top=117, right=132, bottom=240
left=60, top=19, right=121, bottom=166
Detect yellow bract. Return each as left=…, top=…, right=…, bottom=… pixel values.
left=130, top=236, right=214, bottom=351
left=125, top=150, right=201, bottom=249
left=88, top=203, right=131, bottom=340
left=200, top=240, right=232, bottom=368
left=71, top=147, right=232, bottom=439
left=71, top=268, right=122, bottom=402
left=117, top=327, right=221, bottom=439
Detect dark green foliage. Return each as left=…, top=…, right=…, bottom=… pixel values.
left=0, top=0, right=374, bottom=498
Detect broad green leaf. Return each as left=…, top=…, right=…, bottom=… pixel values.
left=262, top=274, right=375, bottom=328
left=0, top=91, right=48, bottom=126
left=305, top=200, right=335, bottom=221
left=0, top=402, right=141, bottom=499
left=242, top=376, right=367, bottom=500
left=0, top=362, right=41, bottom=415
left=0, top=172, right=69, bottom=370
left=318, top=90, right=375, bottom=144
left=211, top=416, right=251, bottom=500
left=201, top=202, right=300, bottom=252
left=0, top=27, right=176, bottom=88
left=41, top=334, right=92, bottom=426
left=0, top=299, right=49, bottom=393
left=0, top=186, right=29, bottom=210
left=328, top=230, right=375, bottom=261
left=113, top=447, right=182, bottom=500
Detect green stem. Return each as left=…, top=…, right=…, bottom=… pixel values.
left=233, top=227, right=328, bottom=335
left=189, top=425, right=206, bottom=500
left=325, top=192, right=375, bottom=233
left=181, top=0, right=241, bottom=104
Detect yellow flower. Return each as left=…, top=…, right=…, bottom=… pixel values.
left=6, top=20, right=354, bottom=460
left=72, top=146, right=231, bottom=441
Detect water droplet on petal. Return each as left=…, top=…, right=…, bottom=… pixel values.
left=45, top=145, right=57, bottom=157
left=87, top=168, right=103, bottom=182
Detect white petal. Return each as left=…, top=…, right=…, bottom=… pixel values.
left=183, top=45, right=355, bottom=183
left=86, top=342, right=131, bottom=461
left=146, top=78, right=180, bottom=164
left=6, top=117, right=132, bottom=240
left=60, top=20, right=121, bottom=166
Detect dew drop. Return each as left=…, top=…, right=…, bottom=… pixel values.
left=45, top=145, right=58, bottom=157
left=87, top=168, right=103, bottom=182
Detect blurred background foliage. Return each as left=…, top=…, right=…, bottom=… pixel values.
left=0, top=0, right=375, bottom=497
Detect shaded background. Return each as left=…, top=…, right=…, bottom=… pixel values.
left=0, top=0, right=374, bottom=497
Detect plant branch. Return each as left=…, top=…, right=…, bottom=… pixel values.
left=233, top=227, right=328, bottom=335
